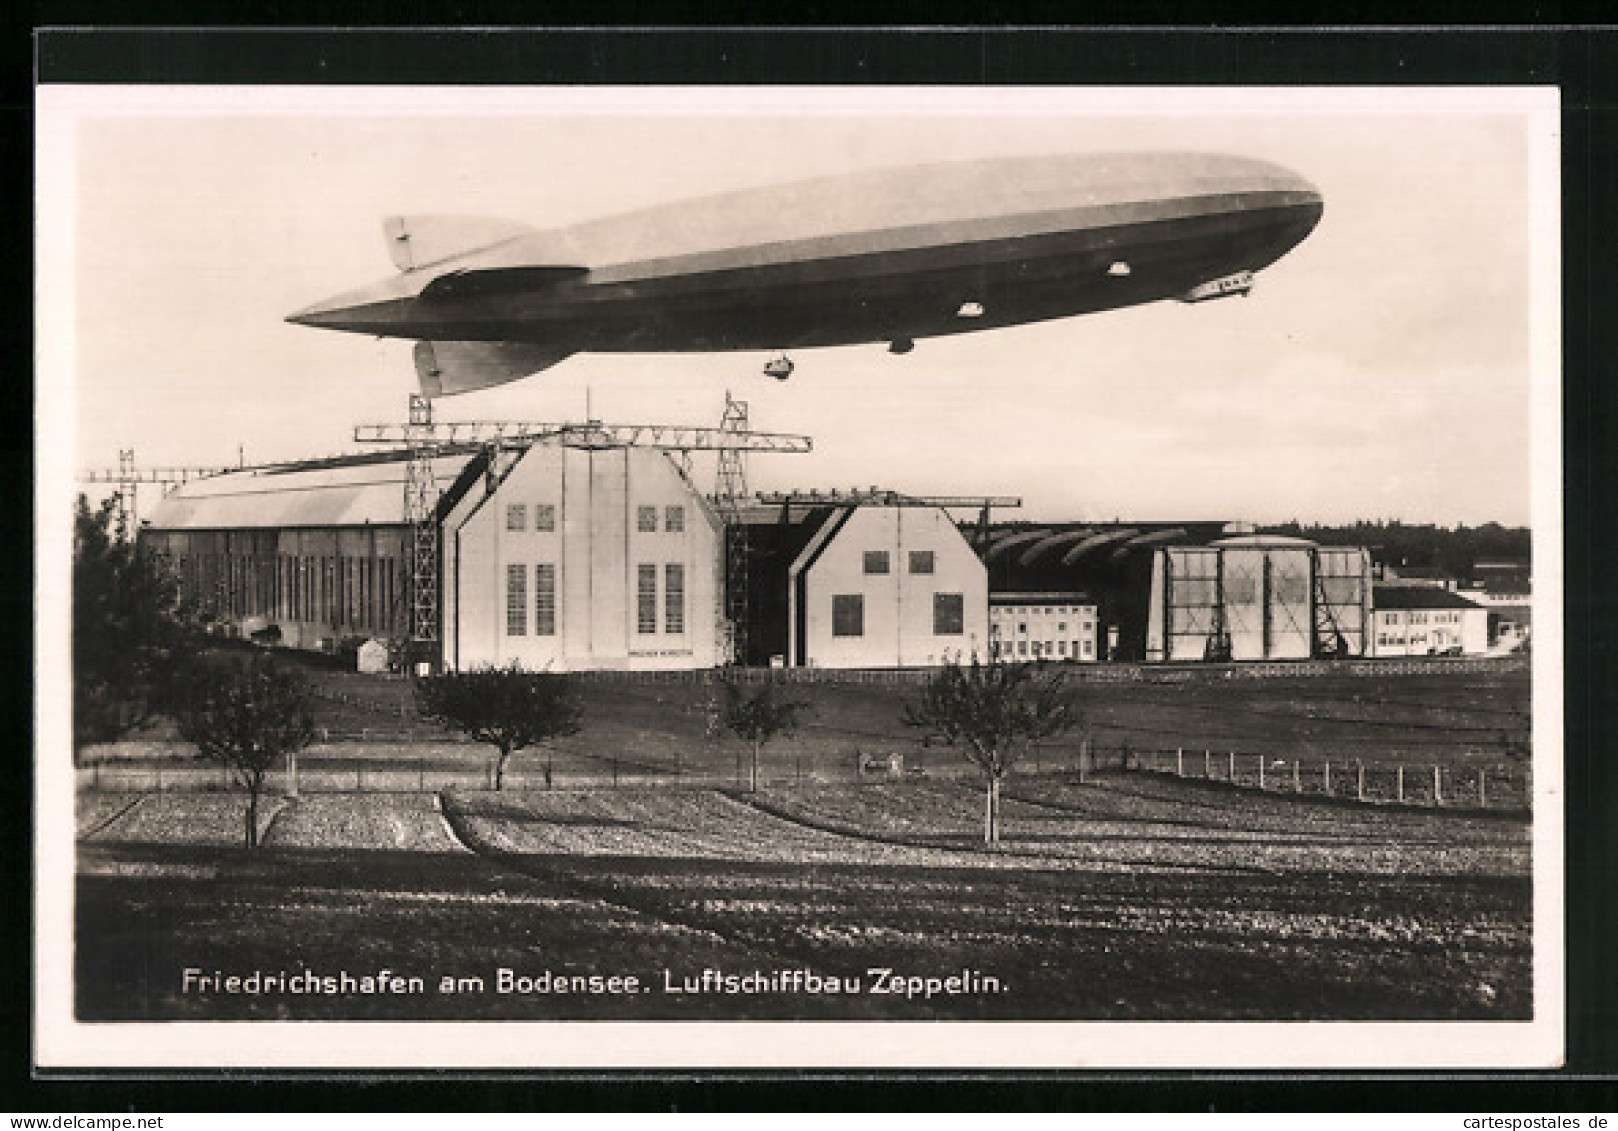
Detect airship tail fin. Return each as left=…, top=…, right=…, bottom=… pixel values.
left=415, top=339, right=576, bottom=398
left=386, top=215, right=538, bottom=273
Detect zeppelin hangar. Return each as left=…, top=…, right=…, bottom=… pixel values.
left=137, top=425, right=1430, bottom=673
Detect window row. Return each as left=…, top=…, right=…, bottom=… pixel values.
left=861, top=550, right=935, bottom=575
left=168, top=552, right=403, bottom=632
left=505, top=504, right=557, bottom=533
left=994, top=605, right=1092, bottom=617
left=636, top=505, right=686, bottom=534
left=830, top=592, right=964, bottom=637
left=994, top=621, right=1094, bottom=635
left=991, top=639, right=1094, bottom=659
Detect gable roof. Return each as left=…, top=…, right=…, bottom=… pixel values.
left=1373, top=585, right=1484, bottom=611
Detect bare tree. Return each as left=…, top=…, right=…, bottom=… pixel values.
left=714, top=672, right=809, bottom=793
left=173, top=652, right=315, bottom=849
left=904, top=658, right=1080, bottom=847
left=415, top=664, right=583, bottom=790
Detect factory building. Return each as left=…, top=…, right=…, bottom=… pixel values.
left=738, top=499, right=988, bottom=669
left=981, top=523, right=1374, bottom=663
left=988, top=593, right=1098, bottom=663
left=142, top=440, right=728, bottom=672
left=1370, top=586, right=1489, bottom=656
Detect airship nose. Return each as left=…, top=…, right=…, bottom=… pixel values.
left=285, top=296, right=353, bottom=328
left=286, top=277, right=414, bottom=331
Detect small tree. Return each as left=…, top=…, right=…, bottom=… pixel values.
left=72, top=494, right=194, bottom=753
left=172, top=652, right=316, bottom=849
left=714, top=672, right=809, bottom=792
left=904, top=657, right=1080, bottom=847
left=415, top=664, right=582, bottom=790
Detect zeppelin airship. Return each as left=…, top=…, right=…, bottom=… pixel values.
left=287, top=151, right=1323, bottom=396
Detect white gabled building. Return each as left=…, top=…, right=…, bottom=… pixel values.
left=741, top=503, right=988, bottom=669
left=441, top=443, right=726, bottom=672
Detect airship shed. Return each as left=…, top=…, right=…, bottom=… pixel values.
left=142, top=441, right=730, bottom=673
left=139, top=441, right=993, bottom=673
left=980, top=523, right=1375, bottom=663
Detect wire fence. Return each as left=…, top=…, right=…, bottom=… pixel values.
left=1128, top=745, right=1531, bottom=811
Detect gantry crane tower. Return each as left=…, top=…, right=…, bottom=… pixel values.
left=78, top=449, right=235, bottom=534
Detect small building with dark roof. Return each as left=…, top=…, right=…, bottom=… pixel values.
left=988, top=591, right=1098, bottom=663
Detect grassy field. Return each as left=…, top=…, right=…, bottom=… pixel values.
left=72, top=659, right=1535, bottom=1024
left=80, top=659, right=1534, bottom=800
left=75, top=772, right=1532, bottom=1023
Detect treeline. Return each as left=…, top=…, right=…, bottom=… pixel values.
left=1259, top=519, right=1530, bottom=581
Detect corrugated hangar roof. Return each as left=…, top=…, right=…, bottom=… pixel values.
left=144, top=450, right=477, bottom=530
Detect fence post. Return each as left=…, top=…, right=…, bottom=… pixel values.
left=1357, top=762, right=1366, bottom=802
left=1228, top=750, right=1236, bottom=783
left=1396, top=764, right=1405, bottom=803
left=1176, top=747, right=1184, bottom=777
left=1324, top=760, right=1332, bottom=796
left=1478, top=768, right=1487, bottom=809
left=1432, top=764, right=1442, bottom=807
left=1257, top=756, right=1265, bottom=790
left=1203, top=749, right=1211, bottom=778
left=1293, top=759, right=1302, bottom=794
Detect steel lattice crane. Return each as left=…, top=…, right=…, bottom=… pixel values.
left=77, top=449, right=235, bottom=534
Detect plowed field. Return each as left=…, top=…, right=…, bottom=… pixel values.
left=75, top=772, right=1532, bottom=1024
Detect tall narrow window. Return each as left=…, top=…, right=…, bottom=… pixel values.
left=832, top=594, right=864, bottom=637
left=637, top=564, right=658, bottom=634
left=908, top=550, right=935, bottom=575
left=535, top=563, right=556, bottom=636
left=534, top=503, right=556, bottom=532
left=637, top=506, right=658, bottom=533
left=665, top=505, right=685, bottom=533
left=506, top=563, right=527, bottom=636
left=862, top=551, right=890, bottom=575
left=506, top=504, right=527, bottom=532
left=934, top=592, right=965, bottom=635
left=665, top=564, right=685, bottom=633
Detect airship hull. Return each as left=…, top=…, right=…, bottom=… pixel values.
left=289, top=152, right=1323, bottom=391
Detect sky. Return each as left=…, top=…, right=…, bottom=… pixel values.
left=38, top=86, right=1559, bottom=528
